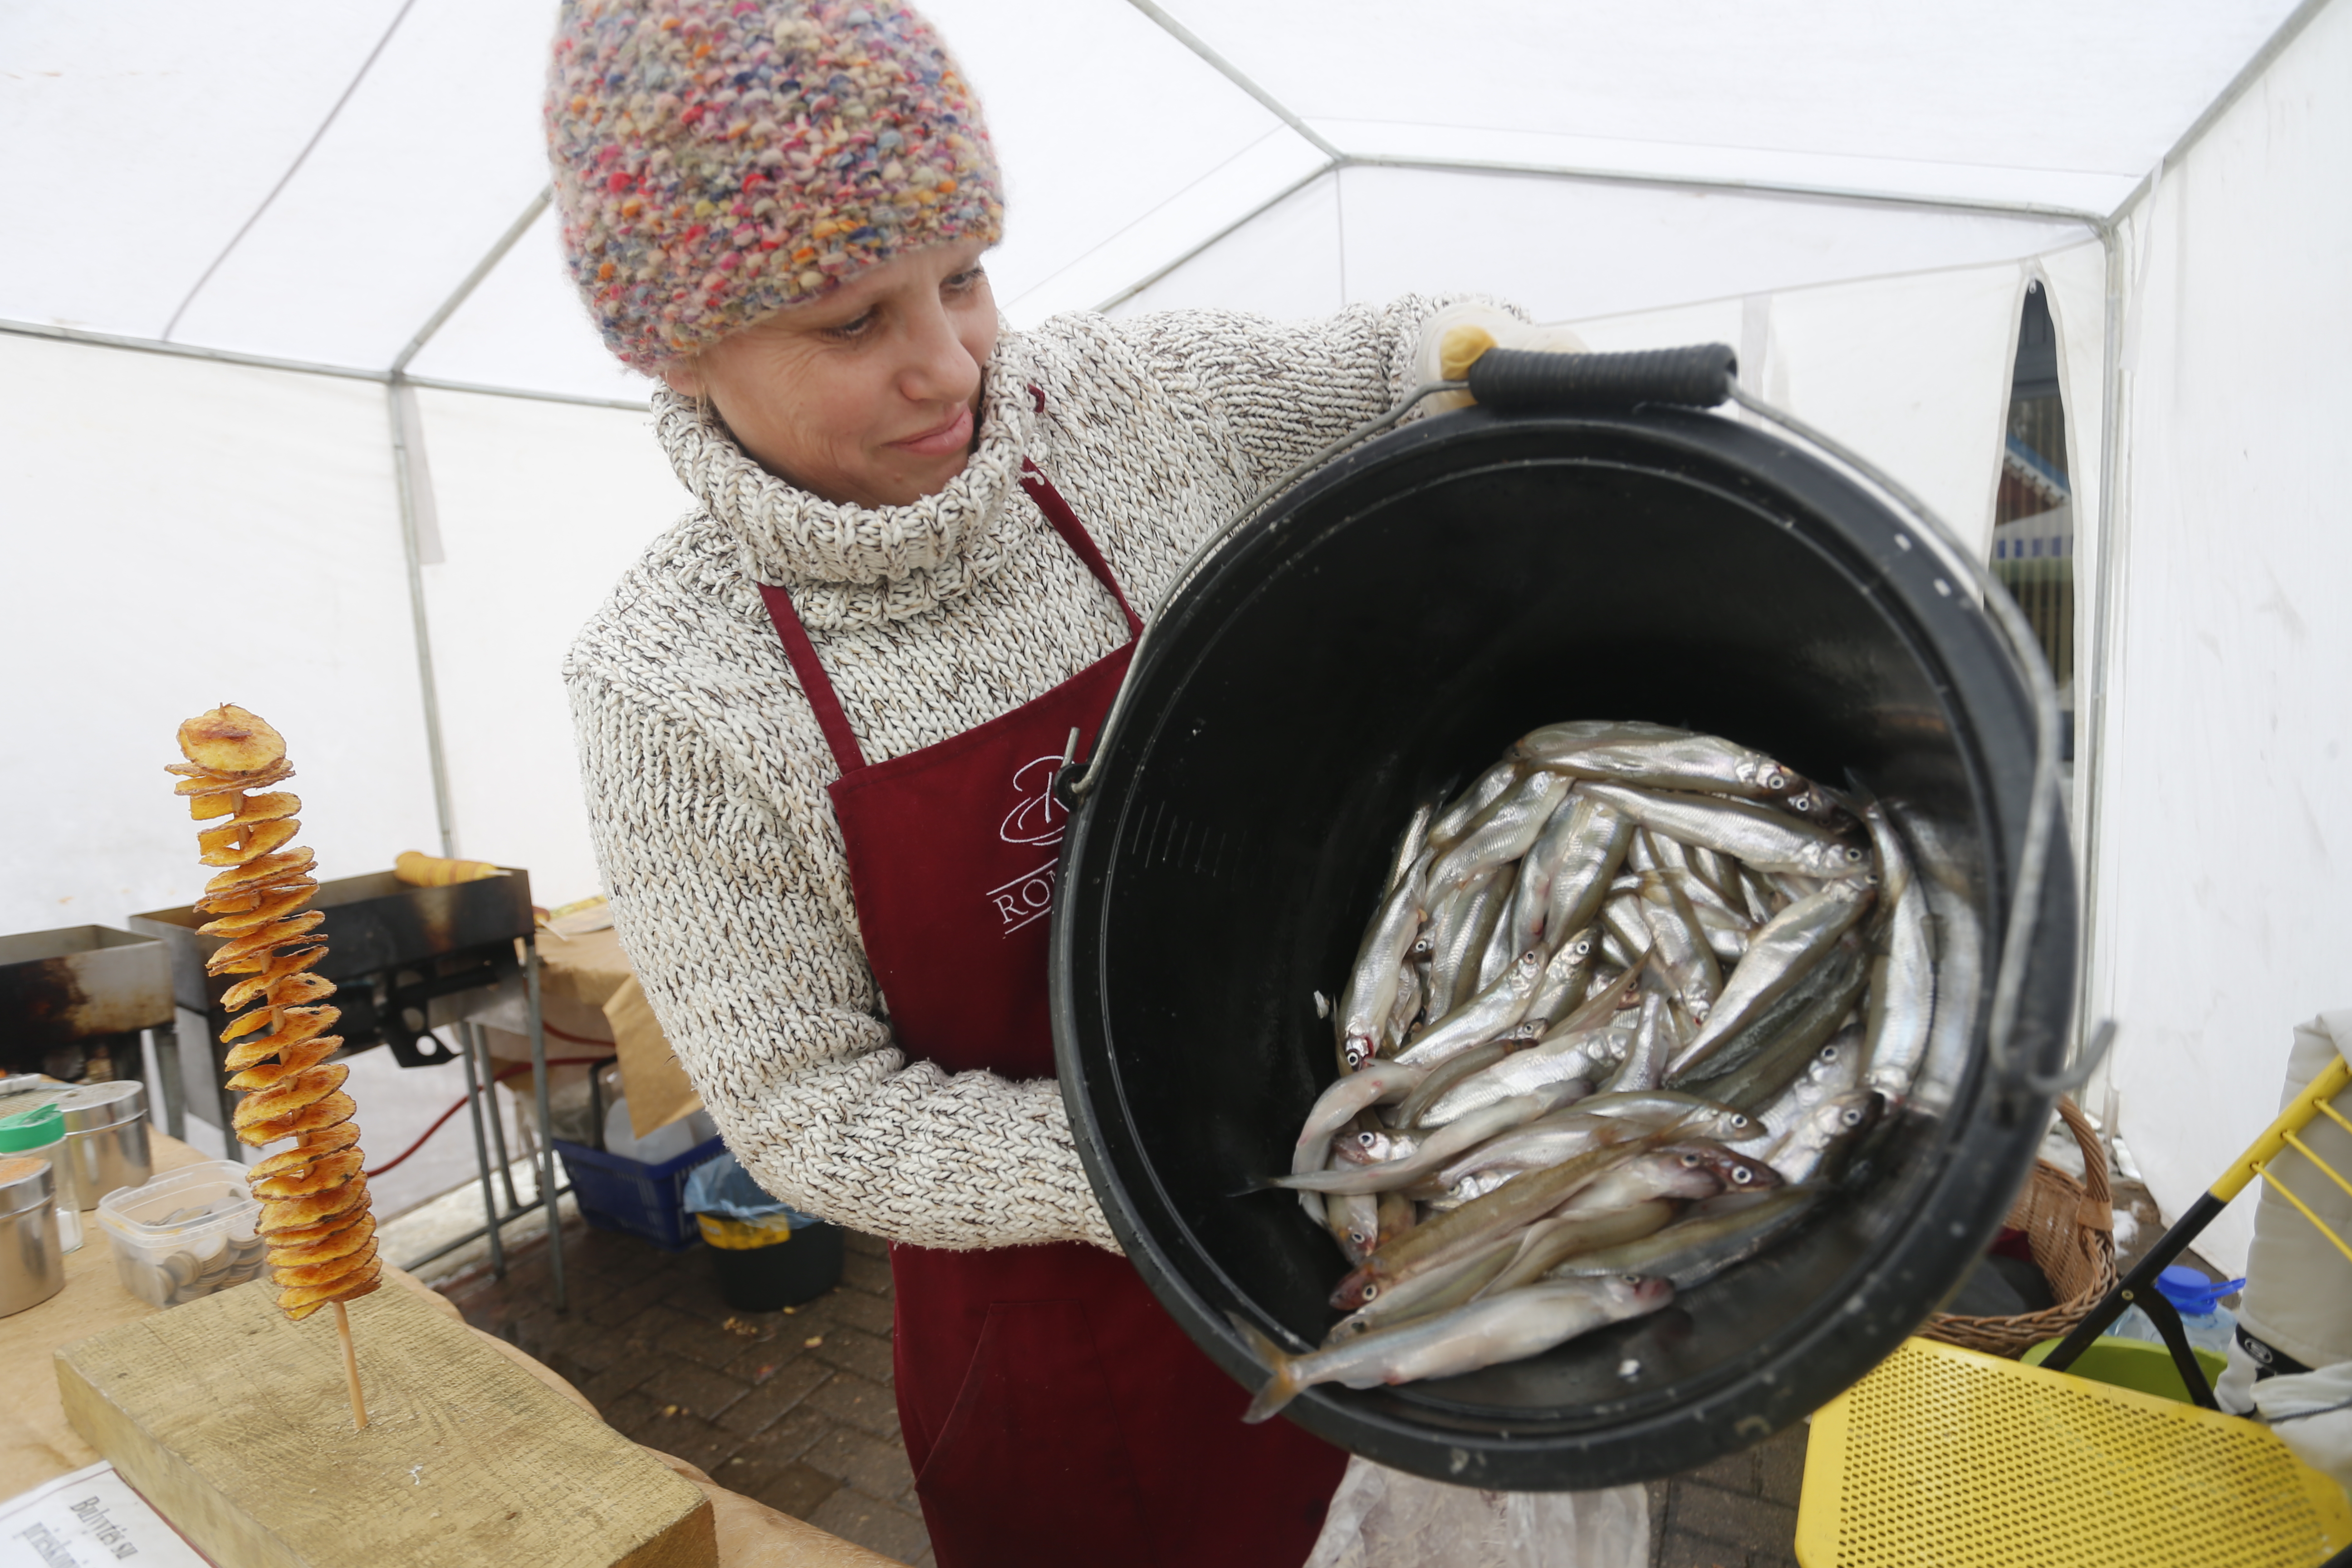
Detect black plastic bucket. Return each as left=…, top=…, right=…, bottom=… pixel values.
left=1049, top=370, right=2077, bottom=1490
left=705, top=1218, right=845, bottom=1313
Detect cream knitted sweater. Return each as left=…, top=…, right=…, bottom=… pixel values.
left=565, top=300, right=1461, bottom=1253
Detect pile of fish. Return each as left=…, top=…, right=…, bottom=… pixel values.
left=1236, top=720, right=1932, bottom=1422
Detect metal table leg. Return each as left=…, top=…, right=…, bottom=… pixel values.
left=150, top=1026, right=186, bottom=1142
left=469, top=1022, right=522, bottom=1211
left=525, top=937, right=567, bottom=1312
left=458, top=1027, right=507, bottom=1280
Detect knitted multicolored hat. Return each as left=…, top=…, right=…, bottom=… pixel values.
left=547, top=0, right=1004, bottom=372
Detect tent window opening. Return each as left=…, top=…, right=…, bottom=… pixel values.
left=1990, top=281, right=2074, bottom=766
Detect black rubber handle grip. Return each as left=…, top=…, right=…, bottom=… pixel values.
left=1465, top=343, right=1738, bottom=412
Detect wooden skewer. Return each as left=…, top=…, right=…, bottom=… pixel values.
left=333, top=1299, right=368, bottom=1431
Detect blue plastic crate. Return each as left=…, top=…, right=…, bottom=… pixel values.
left=554, top=1134, right=725, bottom=1251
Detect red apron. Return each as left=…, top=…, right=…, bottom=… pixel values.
left=757, top=434, right=1345, bottom=1568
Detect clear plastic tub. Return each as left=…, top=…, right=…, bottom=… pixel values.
left=95, top=1161, right=267, bottom=1308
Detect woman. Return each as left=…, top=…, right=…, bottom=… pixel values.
left=549, top=4, right=1480, bottom=1561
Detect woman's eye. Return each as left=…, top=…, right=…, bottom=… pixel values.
left=944, top=268, right=985, bottom=295
left=824, top=309, right=878, bottom=341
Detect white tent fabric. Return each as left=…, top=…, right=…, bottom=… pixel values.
left=2080, top=0, right=2352, bottom=1272
left=3, top=2, right=2347, bottom=1266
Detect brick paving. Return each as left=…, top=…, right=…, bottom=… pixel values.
left=440, top=1213, right=1813, bottom=1567
left=439, top=1217, right=937, bottom=1567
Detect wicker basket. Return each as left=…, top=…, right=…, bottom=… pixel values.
left=1919, top=1096, right=2117, bottom=1357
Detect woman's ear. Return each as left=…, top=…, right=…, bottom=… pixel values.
left=658, top=357, right=703, bottom=398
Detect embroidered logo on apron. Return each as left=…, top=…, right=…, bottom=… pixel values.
left=990, top=753, right=1068, bottom=935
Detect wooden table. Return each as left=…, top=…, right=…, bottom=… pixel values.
left=1, top=1133, right=891, bottom=1567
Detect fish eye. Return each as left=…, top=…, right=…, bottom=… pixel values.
left=1361, top=1284, right=1379, bottom=1302
left=1731, top=1166, right=1755, bottom=1184
left=1358, top=1131, right=1378, bottom=1147
left=1678, top=1152, right=1703, bottom=1168
left=1842, top=1108, right=1866, bottom=1127
left=1348, top=1229, right=1372, bottom=1246
left=1729, top=1114, right=1750, bottom=1129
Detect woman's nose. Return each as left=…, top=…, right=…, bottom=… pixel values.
left=897, top=296, right=981, bottom=406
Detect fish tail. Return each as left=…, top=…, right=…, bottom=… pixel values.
left=1228, top=1313, right=1305, bottom=1424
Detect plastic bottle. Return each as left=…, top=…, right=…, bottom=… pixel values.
left=2111, top=1264, right=2244, bottom=1357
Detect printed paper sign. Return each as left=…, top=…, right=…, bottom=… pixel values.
left=0, top=1463, right=209, bottom=1567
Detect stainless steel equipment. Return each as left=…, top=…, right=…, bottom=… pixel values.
left=53, top=1081, right=152, bottom=1210
left=0, top=1154, right=65, bottom=1316
left=0, top=924, right=174, bottom=1097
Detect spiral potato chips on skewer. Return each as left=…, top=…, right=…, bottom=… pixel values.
left=171, top=705, right=381, bottom=1322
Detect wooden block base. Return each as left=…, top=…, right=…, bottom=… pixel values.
left=55, top=1278, right=714, bottom=1568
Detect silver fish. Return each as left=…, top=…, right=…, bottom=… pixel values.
left=1541, top=796, right=1636, bottom=949
left=1474, top=882, right=1522, bottom=992
left=1234, top=1275, right=1674, bottom=1421
left=1273, top=1080, right=1583, bottom=1195
left=1507, top=789, right=1589, bottom=956
left=1580, top=783, right=1872, bottom=881
left=1670, top=936, right=1867, bottom=1097
left=1513, top=720, right=1691, bottom=758
left=1765, top=1090, right=1881, bottom=1184
left=1687, top=844, right=1743, bottom=906
left=1385, top=800, right=1437, bottom=896
left=1393, top=1040, right=1512, bottom=1127
left=1291, top=1062, right=1429, bottom=1188
left=1573, top=1088, right=1763, bottom=1144
left=1474, top=1199, right=1680, bottom=1300
left=1600, top=887, right=1653, bottom=966
left=1740, top=866, right=1783, bottom=925
left=1323, top=1231, right=1524, bottom=1343
left=1666, top=882, right=1876, bottom=1080
left=1423, top=865, right=1507, bottom=1021
left=1522, top=928, right=1599, bottom=1029
left=1336, top=1126, right=1421, bottom=1166
left=1430, top=1100, right=1656, bottom=1190
left=1603, top=987, right=1677, bottom=1094
left=1427, top=769, right=1575, bottom=892
left=1755, top=1029, right=1866, bottom=1143
left=1639, top=872, right=1723, bottom=1019
left=1534, top=959, right=1646, bottom=1045
left=1427, top=760, right=1524, bottom=851
left=1421, top=1026, right=1630, bottom=1126
left=1859, top=799, right=1934, bottom=1107
left=1396, top=949, right=1547, bottom=1068
left=1325, top=1192, right=1379, bottom=1264
left=1551, top=1142, right=1775, bottom=1222
left=1338, top=850, right=1431, bottom=1069
left=1551, top=1187, right=1822, bottom=1291
left=1525, top=730, right=1799, bottom=798
left=1625, top=829, right=1660, bottom=874
left=1382, top=955, right=1426, bottom=1053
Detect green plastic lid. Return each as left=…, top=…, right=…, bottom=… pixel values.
left=0, top=1102, right=64, bottom=1152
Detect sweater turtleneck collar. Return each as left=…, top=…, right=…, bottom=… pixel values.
left=652, top=335, right=1039, bottom=630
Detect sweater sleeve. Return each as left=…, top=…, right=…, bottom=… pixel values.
left=1109, top=294, right=1519, bottom=496
left=565, top=659, right=1121, bottom=1254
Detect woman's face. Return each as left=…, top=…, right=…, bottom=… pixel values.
left=662, top=238, right=1000, bottom=509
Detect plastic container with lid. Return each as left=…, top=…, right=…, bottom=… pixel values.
left=95, top=1161, right=268, bottom=1308
left=0, top=1102, right=83, bottom=1250
left=54, top=1081, right=152, bottom=1211
left=0, top=1154, right=66, bottom=1316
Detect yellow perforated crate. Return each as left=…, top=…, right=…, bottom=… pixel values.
left=1797, top=1338, right=2352, bottom=1567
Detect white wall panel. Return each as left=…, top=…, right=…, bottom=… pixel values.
left=2091, top=0, right=2352, bottom=1274
left=413, top=387, right=691, bottom=907
left=0, top=335, right=438, bottom=936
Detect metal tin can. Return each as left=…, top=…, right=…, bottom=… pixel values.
left=54, top=1082, right=152, bottom=1211
left=0, top=1155, right=66, bottom=1316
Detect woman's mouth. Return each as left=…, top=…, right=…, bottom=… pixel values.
left=891, top=403, right=974, bottom=458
